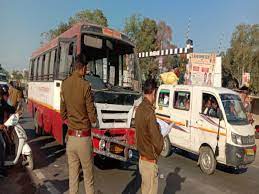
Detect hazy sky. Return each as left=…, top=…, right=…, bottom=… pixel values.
left=0, top=0, right=258, bottom=71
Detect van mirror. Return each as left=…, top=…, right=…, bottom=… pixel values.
left=218, top=109, right=223, bottom=121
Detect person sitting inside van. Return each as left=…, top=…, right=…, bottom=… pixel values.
left=229, top=102, right=237, bottom=118
left=203, top=99, right=212, bottom=115
left=208, top=100, right=219, bottom=117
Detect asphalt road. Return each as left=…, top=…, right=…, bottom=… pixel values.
left=1, top=111, right=259, bottom=194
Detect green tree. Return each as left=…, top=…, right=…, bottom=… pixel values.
left=223, top=24, right=259, bottom=92
left=11, top=70, right=24, bottom=81
left=124, top=14, right=142, bottom=44
left=124, top=16, right=159, bottom=76
left=68, top=9, right=108, bottom=27
left=137, top=18, right=158, bottom=76
left=156, top=21, right=176, bottom=71
left=41, top=9, right=108, bottom=43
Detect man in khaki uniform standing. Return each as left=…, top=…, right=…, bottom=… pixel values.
left=60, top=54, right=97, bottom=194
left=8, top=81, right=22, bottom=112
left=135, top=79, right=164, bottom=194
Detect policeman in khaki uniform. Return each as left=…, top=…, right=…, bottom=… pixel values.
left=8, top=81, right=22, bottom=112
left=135, top=79, right=164, bottom=194
left=60, top=54, right=97, bottom=194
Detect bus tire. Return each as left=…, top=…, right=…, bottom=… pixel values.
left=199, top=146, right=216, bottom=175
left=161, top=136, right=171, bottom=157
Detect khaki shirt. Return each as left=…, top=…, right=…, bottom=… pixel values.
left=135, top=98, right=164, bottom=160
left=8, top=87, right=22, bottom=108
left=60, top=71, right=97, bottom=130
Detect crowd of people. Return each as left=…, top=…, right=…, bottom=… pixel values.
left=0, top=81, right=24, bottom=178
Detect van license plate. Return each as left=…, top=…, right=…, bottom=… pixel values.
left=245, top=149, right=254, bottom=156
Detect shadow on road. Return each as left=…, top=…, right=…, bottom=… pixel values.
left=0, top=164, right=37, bottom=194
left=216, top=164, right=248, bottom=174
left=172, top=148, right=248, bottom=175
left=34, top=179, right=69, bottom=194
left=94, top=155, right=136, bottom=172
left=163, top=167, right=186, bottom=194
left=26, top=132, right=65, bottom=170
left=121, top=169, right=141, bottom=194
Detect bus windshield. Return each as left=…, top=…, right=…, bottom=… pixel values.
left=220, top=94, right=249, bottom=125
left=81, top=34, right=141, bottom=93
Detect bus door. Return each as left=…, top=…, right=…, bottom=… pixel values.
left=53, top=38, right=77, bottom=111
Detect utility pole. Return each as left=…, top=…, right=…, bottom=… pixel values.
left=185, top=17, right=191, bottom=43
left=217, top=33, right=224, bottom=55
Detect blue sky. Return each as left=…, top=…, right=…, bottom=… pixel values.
left=0, top=0, right=258, bottom=71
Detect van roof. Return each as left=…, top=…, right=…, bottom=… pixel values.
left=159, top=84, right=238, bottom=95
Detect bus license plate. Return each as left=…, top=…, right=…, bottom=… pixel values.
left=245, top=149, right=254, bottom=156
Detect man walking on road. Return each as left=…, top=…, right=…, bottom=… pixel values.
left=135, top=79, right=164, bottom=194
left=60, top=54, right=97, bottom=194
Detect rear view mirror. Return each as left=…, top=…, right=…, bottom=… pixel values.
left=218, top=109, right=223, bottom=121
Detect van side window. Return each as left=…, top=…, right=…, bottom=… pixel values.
left=202, top=93, right=219, bottom=118
left=174, top=91, right=190, bottom=111
left=158, top=89, right=170, bottom=107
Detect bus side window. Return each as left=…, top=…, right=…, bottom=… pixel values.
left=29, top=59, right=34, bottom=81
left=49, top=49, right=56, bottom=80
left=38, top=56, right=43, bottom=81
left=41, top=55, right=45, bottom=80
left=34, top=57, right=39, bottom=81
left=44, top=52, right=50, bottom=80
left=58, top=42, right=70, bottom=80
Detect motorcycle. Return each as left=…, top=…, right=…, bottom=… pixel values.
left=3, top=113, right=34, bottom=169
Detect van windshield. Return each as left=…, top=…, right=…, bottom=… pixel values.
left=220, top=94, right=249, bottom=125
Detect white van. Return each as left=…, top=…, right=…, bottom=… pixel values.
left=156, top=84, right=256, bottom=174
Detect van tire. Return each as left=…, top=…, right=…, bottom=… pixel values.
left=161, top=136, right=171, bottom=157
left=199, top=146, right=216, bottom=175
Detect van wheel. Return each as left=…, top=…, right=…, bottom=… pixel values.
left=199, top=146, right=216, bottom=175
left=161, top=136, right=171, bottom=157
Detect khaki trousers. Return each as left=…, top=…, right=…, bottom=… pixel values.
left=139, top=158, right=158, bottom=194
left=67, top=136, right=94, bottom=194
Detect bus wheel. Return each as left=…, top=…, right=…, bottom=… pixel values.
left=199, top=146, right=216, bottom=175
left=161, top=136, right=171, bottom=157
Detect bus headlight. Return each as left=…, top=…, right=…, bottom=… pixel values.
left=231, top=132, right=242, bottom=145
left=99, top=140, right=106, bottom=150
left=128, top=149, right=133, bottom=159
left=130, top=119, right=135, bottom=127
